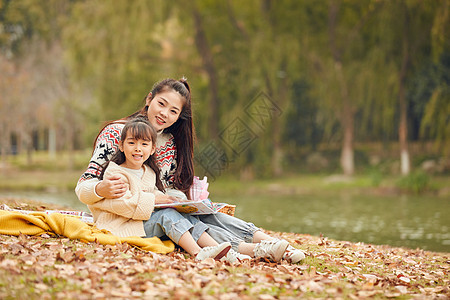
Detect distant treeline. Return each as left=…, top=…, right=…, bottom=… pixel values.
left=0, top=0, right=448, bottom=178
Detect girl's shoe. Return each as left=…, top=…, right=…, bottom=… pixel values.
left=253, top=239, right=289, bottom=262
left=221, top=249, right=252, bottom=263
left=195, top=242, right=231, bottom=261
left=282, top=244, right=306, bottom=263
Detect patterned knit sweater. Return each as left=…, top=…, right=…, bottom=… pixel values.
left=88, top=162, right=162, bottom=237
left=75, top=123, right=177, bottom=205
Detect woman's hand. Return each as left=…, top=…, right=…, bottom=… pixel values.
left=171, top=196, right=190, bottom=203
left=95, top=175, right=128, bottom=199
left=155, top=194, right=177, bottom=205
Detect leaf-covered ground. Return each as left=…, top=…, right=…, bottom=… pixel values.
left=0, top=198, right=448, bottom=299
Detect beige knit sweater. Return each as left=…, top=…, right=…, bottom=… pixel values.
left=88, top=162, right=163, bottom=238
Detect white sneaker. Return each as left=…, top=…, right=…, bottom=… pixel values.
left=283, top=244, right=305, bottom=263
left=253, top=239, right=289, bottom=262
left=221, top=249, right=252, bottom=263
left=195, top=242, right=231, bottom=261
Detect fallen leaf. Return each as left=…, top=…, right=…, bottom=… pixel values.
left=343, top=261, right=358, bottom=267
left=362, top=274, right=378, bottom=281
left=258, top=294, right=276, bottom=300
left=197, top=257, right=216, bottom=269
left=397, top=274, right=411, bottom=283
left=395, top=285, right=408, bottom=294
left=403, top=258, right=416, bottom=264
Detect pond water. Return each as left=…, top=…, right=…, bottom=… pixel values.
left=2, top=191, right=449, bottom=253
left=216, top=193, right=450, bottom=253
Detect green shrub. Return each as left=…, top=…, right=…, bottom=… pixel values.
left=396, top=171, right=431, bottom=194
left=368, top=168, right=383, bottom=187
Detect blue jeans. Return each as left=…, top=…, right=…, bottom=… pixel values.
left=143, top=208, right=209, bottom=244
left=195, top=213, right=260, bottom=251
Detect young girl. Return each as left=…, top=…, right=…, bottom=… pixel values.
left=76, top=78, right=305, bottom=263
left=88, top=116, right=232, bottom=261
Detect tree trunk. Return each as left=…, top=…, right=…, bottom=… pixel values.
left=0, top=123, right=12, bottom=159
left=337, top=62, right=354, bottom=176
left=329, top=0, right=354, bottom=176
left=398, top=4, right=411, bottom=176
left=341, top=114, right=355, bottom=176
left=23, top=132, right=33, bottom=165
left=191, top=2, right=220, bottom=139
left=66, top=115, right=76, bottom=170
left=272, top=68, right=289, bottom=177
left=271, top=82, right=284, bottom=177
left=48, top=126, right=56, bottom=159
left=398, top=62, right=410, bottom=175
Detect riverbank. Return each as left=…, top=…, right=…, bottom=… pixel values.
left=0, top=197, right=448, bottom=299
left=211, top=174, right=450, bottom=198
left=1, top=165, right=449, bottom=198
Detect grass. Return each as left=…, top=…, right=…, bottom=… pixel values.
left=0, top=150, right=89, bottom=191
left=0, top=169, right=82, bottom=191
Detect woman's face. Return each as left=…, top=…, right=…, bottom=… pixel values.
left=146, top=90, right=184, bottom=132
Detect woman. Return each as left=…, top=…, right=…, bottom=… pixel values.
left=76, top=78, right=305, bottom=263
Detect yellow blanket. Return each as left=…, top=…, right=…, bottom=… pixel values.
left=0, top=210, right=174, bottom=254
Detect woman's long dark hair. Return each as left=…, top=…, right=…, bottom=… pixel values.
left=94, top=78, right=195, bottom=197
left=99, top=116, right=164, bottom=192
left=132, top=78, right=195, bottom=197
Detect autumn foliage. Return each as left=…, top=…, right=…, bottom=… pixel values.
left=0, top=198, right=448, bottom=299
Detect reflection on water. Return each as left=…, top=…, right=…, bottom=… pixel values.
left=2, top=190, right=449, bottom=252
left=216, top=193, right=450, bottom=253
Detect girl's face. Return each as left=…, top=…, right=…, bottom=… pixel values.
left=119, top=132, right=155, bottom=170
left=146, top=90, right=184, bottom=132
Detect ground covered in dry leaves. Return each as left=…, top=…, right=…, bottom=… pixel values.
left=0, top=198, right=448, bottom=299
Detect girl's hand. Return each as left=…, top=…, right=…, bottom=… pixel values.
left=95, top=175, right=128, bottom=199
left=155, top=194, right=177, bottom=205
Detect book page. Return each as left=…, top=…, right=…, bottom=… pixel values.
left=155, top=199, right=217, bottom=215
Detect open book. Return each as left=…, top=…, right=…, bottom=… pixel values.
left=155, top=176, right=236, bottom=215
left=154, top=199, right=235, bottom=216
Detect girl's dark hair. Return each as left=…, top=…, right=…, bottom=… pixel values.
left=95, top=78, right=195, bottom=197
left=99, top=115, right=164, bottom=192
